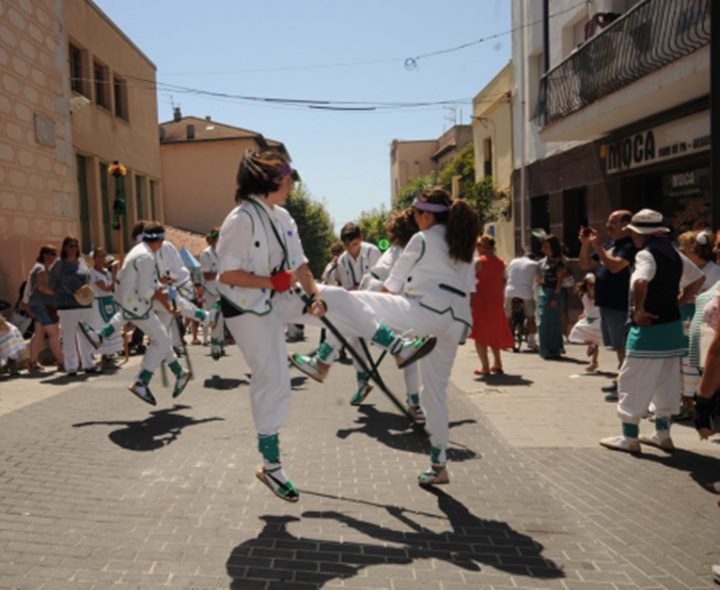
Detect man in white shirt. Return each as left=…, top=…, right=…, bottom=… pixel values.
left=336, top=223, right=381, bottom=401
left=504, top=253, right=539, bottom=350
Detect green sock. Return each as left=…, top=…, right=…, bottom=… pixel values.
left=622, top=423, right=639, bottom=438
left=194, top=309, right=207, bottom=321
left=139, top=369, right=153, bottom=385
left=100, top=324, right=115, bottom=338
left=370, top=323, right=396, bottom=349
left=258, top=433, right=280, bottom=465
left=409, top=393, right=420, bottom=406
left=356, top=371, right=368, bottom=384
left=655, top=417, right=671, bottom=433
left=316, top=340, right=335, bottom=364
left=168, top=360, right=183, bottom=377
left=430, top=446, right=444, bottom=464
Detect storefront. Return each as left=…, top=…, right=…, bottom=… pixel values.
left=599, top=102, right=711, bottom=232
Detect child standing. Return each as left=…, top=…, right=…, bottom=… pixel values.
left=568, top=273, right=603, bottom=372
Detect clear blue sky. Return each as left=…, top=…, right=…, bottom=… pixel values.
left=94, top=0, right=511, bottom=232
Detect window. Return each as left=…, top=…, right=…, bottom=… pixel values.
left=76, top=155, right=91, bottom=254
left=69, top=43, right=88, bottom=97
left=135, top=175, right=144, bottom=220
left=113, top=75, right=128, bottom=121
left=563, top=187, right=588, bottom=258
left=483, top=137, right=493, bottom=178
left=100, top=162, right=113, bottom=250
left=94, top=60, right=110, bottom=109
left=149, top=180, right=158, bottom=220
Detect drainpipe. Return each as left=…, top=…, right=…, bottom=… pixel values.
left=518, top=0, right=529, bottom=253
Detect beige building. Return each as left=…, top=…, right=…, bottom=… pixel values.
left=160, top=110, right=287, bottom=234
left=0, top=0, right=75, bottom=305
left=472, top=62, right=514, bottom=262
left=390, top=125, right=474, bottom=204
left=66, top=0, right=163, bottom=255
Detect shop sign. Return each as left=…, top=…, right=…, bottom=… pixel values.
left=603, top=110, right=710, bottom=175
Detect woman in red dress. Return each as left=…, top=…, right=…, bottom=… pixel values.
left=470, top=236, right=515, bottom=375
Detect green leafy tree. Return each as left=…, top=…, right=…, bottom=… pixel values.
left=284, top=181, right=336, bottom=278
left=394, top=171, right=439, bottom=210
left=358, top=206, right=391, bottom=248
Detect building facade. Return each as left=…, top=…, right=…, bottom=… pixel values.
left=472, top=62, right=515, bottom=262
left=512, top=0, right=709, bottom=256
left=66, top=0, right=163, bottom=255
left=160, top=110, right=287, bottom=235
left=390, top=125, right=473, bottom=204
left=0, top=0, right=75, bottom=305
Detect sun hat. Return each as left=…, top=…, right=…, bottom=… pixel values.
left=624, top=209, right=670, bottom=234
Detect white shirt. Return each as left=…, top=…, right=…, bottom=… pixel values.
left=337, top=242, right=381, bottom=289
left=700, top=261, right=720, bottom=293
left=504, top=257, right=539, bottom=301
left=217, top=197, right=307, bottom=314
left=321, top=258, right=341, bottom=286
left=384, top=225, right=475, bottom=327
left=631, top=250, right=703, bottom=288
left=115, top=241, right=160, bottom=319
left=156, top=241, right=191, bottom=288
left=90, top=268, right=113, bottom=298
left=200, top=246, right=219, bottom=296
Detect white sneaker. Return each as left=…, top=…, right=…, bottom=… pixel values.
left=350, top=381, right=373, bottom=406
left=393, top=336, right=437, bottom=369
left=712, top=564, right=720, bottom=584
left=408, top=405, right=426, bottom=425
left=599, top=435, right=641, bottom=454
left=418, top=464, right=449, bottom=486
left=172, top=370, right=191, bottom=398
left=288, top=353, right=327, bottom=383
left=128, top=381, right=157, bottom=406
left=78, top=321, right=103, bottom=349
left=638, top=432, right=674, bottom=452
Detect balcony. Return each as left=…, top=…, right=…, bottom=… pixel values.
left=536, top=0, right=710, bottom=140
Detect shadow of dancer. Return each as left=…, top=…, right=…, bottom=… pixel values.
left=633, top=446, right=720, bottom=492
left=336, top=405, right=478, bottom=462
left=72, top=404, right=224, bottom=451
left=225, top=492, right=563, bottom=588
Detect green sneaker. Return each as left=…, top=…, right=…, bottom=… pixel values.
left=288, top=353, right=327, bottom=383
left=350, top=381, right=374, bottom=406
left=418, top=464, right=449, bottom=486
left=256, top=466, right=299, bottom=502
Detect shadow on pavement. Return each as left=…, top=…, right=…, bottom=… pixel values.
left=291, top=376, right=307, bottom=389
left=226, top=488, right=563, bottom=588
left=72, top=404, right=224, bottom=451
left=203, top=375, right=249, bottom=390
left=40, top=372, right=93, bottom=385
left=336, top=405, right=478, bottom=462
left=476, top=373, right=534, bottom=386
left=634, top=447, right=720, bottom=491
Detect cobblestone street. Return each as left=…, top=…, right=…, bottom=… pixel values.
left=0, top=327, right=718, bottom=589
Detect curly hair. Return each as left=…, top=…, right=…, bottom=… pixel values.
left=678, top=230, right=715, bottom=262
left=386, top=208, right=419, bottom=248
left=415, top=187, right=478, bottom=263
left=235, top=148, right=293, bottom=202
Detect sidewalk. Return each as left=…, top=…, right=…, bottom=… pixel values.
left=0, top=326, right=717, bottom=589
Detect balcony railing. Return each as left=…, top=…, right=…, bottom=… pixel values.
left=536, top=0, right=710, bottom=127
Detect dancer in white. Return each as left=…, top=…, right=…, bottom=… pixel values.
left=352, top=208, right=425, bottom=423
left=216, top=149, right=435, bottom=502
left=291, top=187, right=479, bottom=486
left=82, top=222, right=191, bottom=405
left=336, top=222, right=381, bottom=401
left=200, top=227, right=225, bottom=360
left=88, top=247, right=123, bottom=362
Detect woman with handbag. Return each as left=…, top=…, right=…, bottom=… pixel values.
left=48, top=236, right=98, bottom=376
left=26, top=244, right=64, bottom=373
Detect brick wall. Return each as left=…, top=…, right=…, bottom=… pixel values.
left=0, top=0, right=76, bottom=305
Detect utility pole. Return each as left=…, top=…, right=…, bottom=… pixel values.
left=712, top=1, right=720, bottom=229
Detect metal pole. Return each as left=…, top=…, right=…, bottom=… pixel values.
left=519, top=0, right=529, bottom=253
left=712, top=0, right=720, bottom=230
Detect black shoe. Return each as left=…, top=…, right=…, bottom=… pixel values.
left=601, top=382, right=618, bottom=393
left=604, top=392, right=619, bottom=402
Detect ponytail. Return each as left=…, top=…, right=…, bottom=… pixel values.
left=446, top=200, right=479, bottom=263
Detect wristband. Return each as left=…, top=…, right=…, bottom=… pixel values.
left=270, top=270, right=293, bottom=292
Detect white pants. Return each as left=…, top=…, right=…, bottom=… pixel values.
left=330, top=288, right=463, bottom=455
left=226, top=286, right=460, bottom=456
left=154, top=297, right=202, bottom=348
left=58, top=308, right=96, bottom=371
left=204, top=290, right=224, bottom=344
left=617, top=355, right=682, bottom=423
left=132, top=313, right=178, bottom=374
left=90, top=299, right=123, bottom=356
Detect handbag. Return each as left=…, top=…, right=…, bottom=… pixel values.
left=72, top=284, right=94, bottom=307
